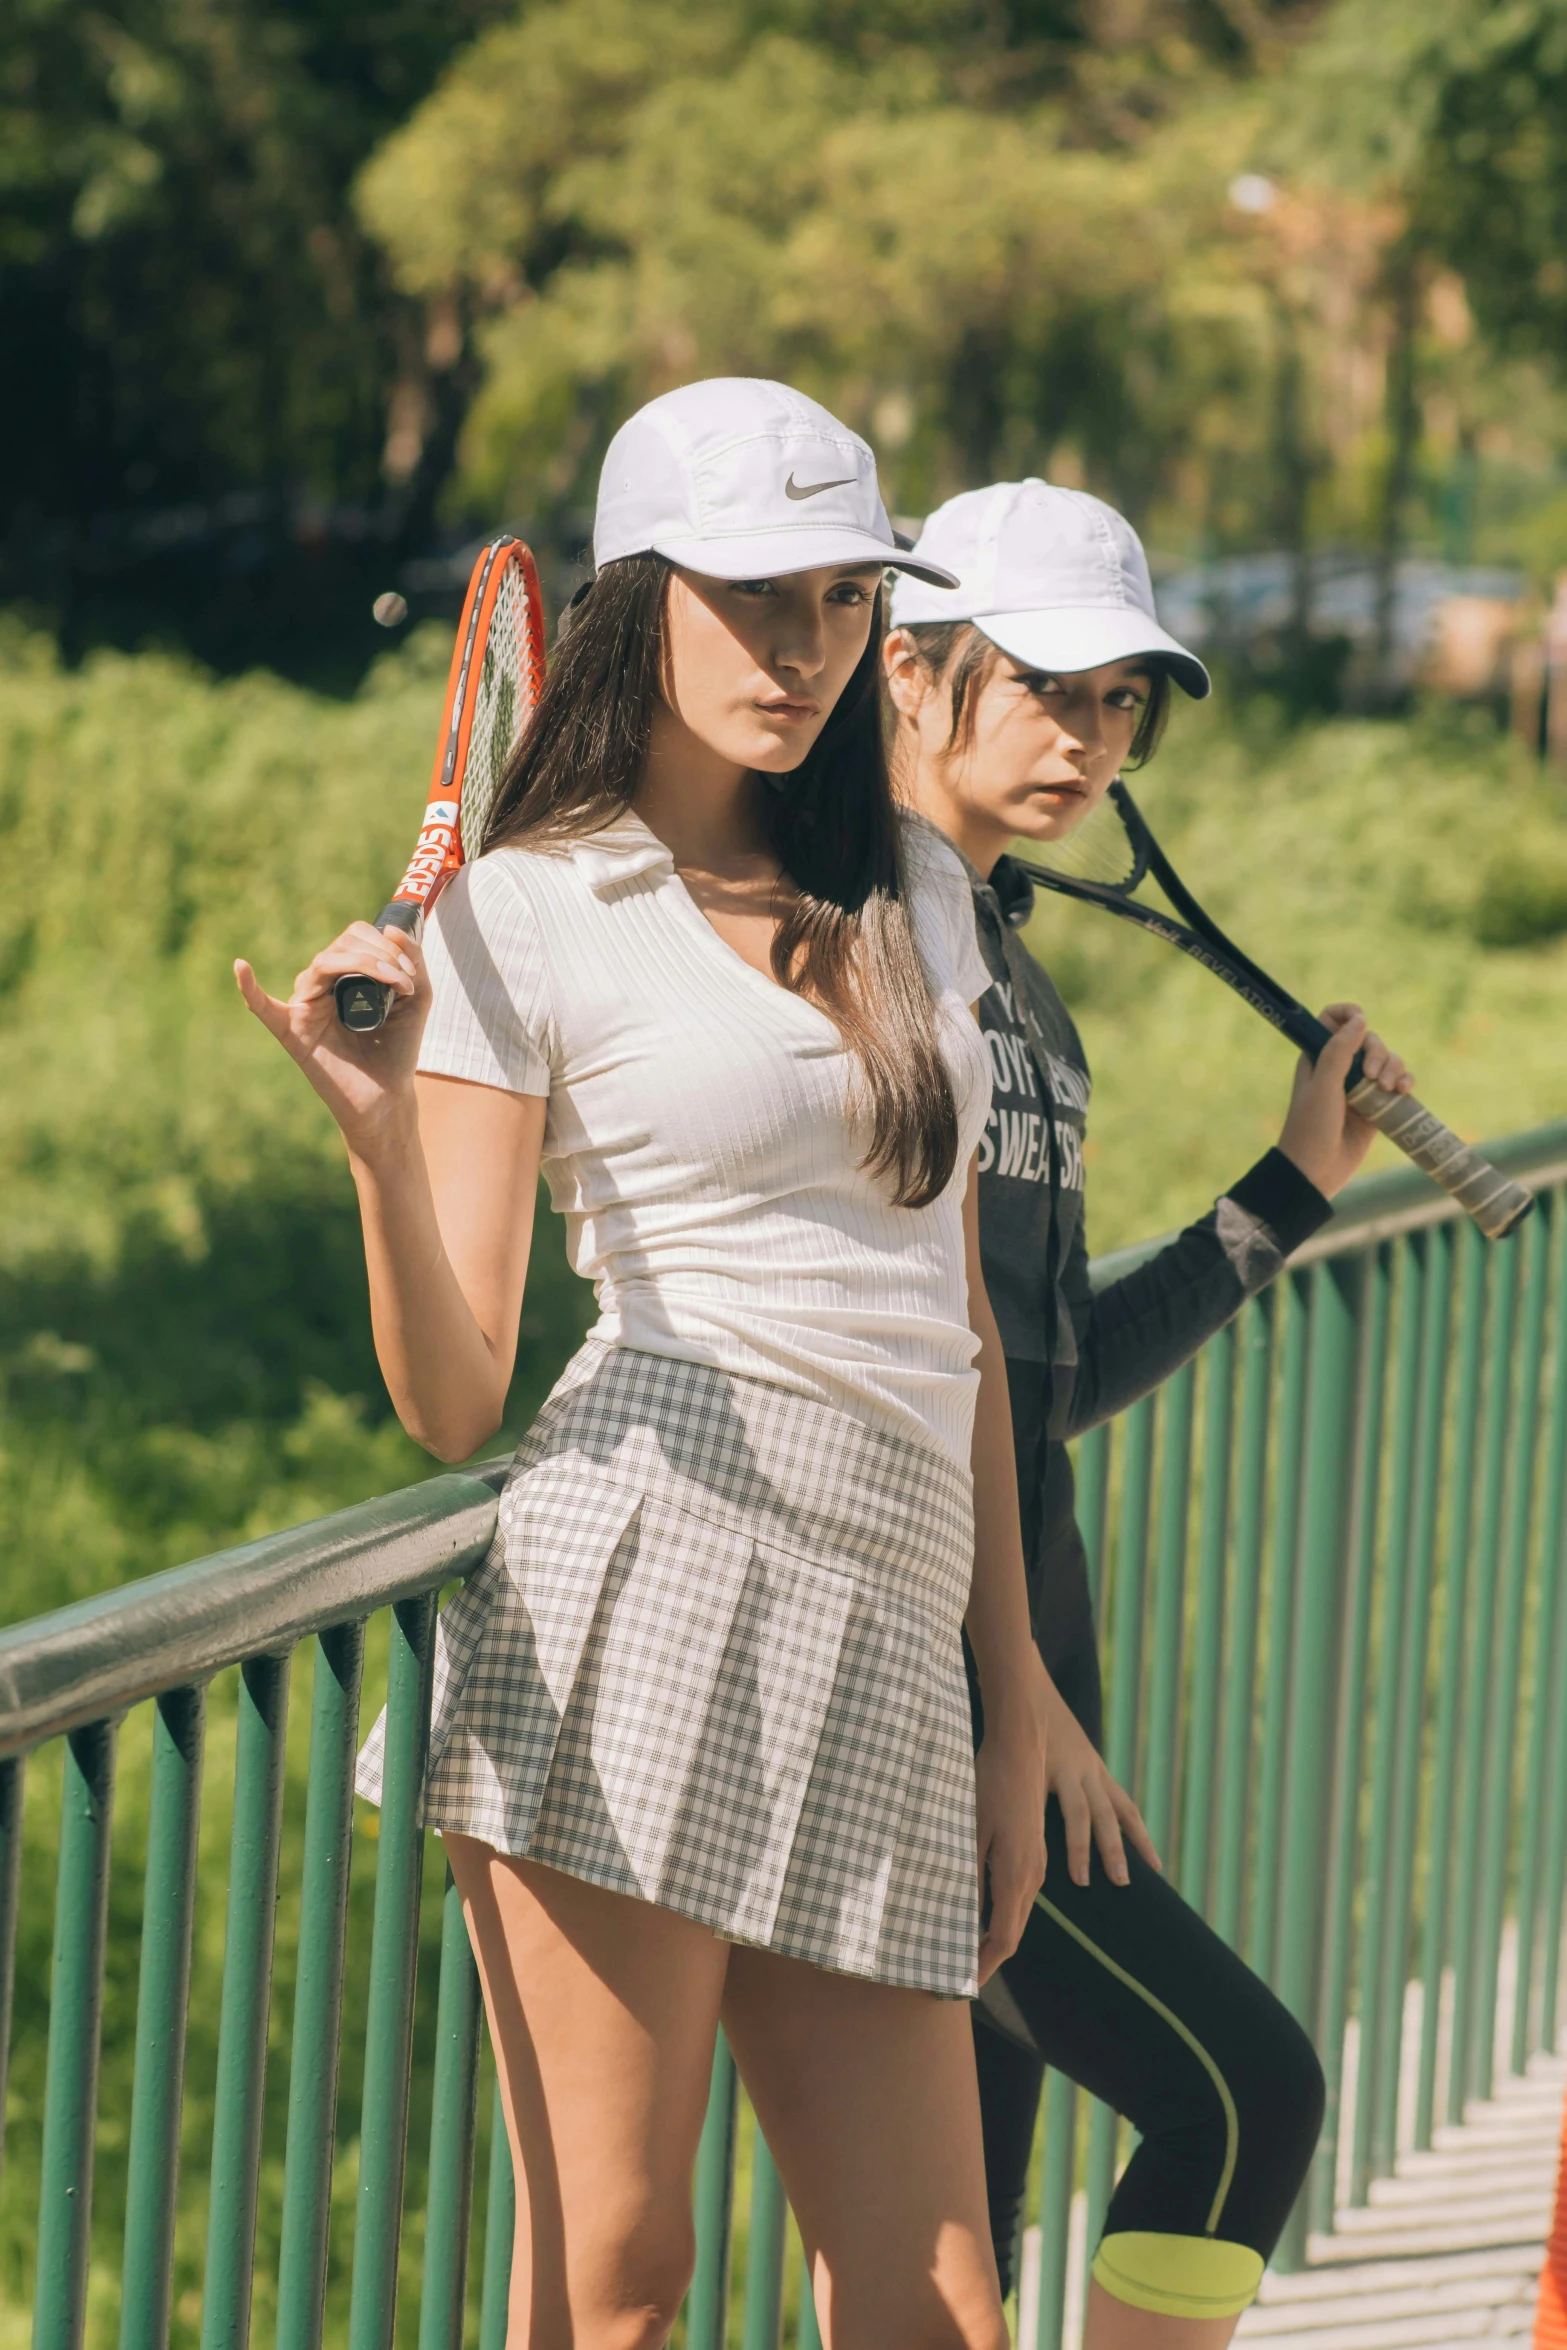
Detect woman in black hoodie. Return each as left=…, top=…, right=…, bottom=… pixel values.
left=884, top=479, right=1412, bottom=2349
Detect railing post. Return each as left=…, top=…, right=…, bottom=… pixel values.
left=742, top=2130, right=789, bottom=2350
left=202, top=1651, right=292, bottom=2350
left=688, top=2033, right=739, bottom=2350
left=418, top=1866, right=483, bottom=2350
left=34, top=1718, right=116, bottom=2350
left=120, top=1686, right=207, bottom=2350
left=1181, top=1326, right=1234, bottom=1913
left=1535, top=1497, right=1567, bottom=2053
left=1031, top=2071, right=1078, bottom=2350
left=1274, top=1257, right=1363, bottom=2269
left=0, top=1752, right=26, bottom=2201
left=797, top=2243, right=823, bottom=2350
left=1074, top=1422, right=1112, bottom=1619
left=1350, top=1235, right=1427, bottom=2203
left=348, top=1592, right=438, bottom=2350
left=1249, top=1272, right=1310, bottom=1983
left=1513, top=1194, right=1567, bottom=2068
left=1213, top=1295, right=1274, bottom=1951
left=277, top=1620, right=367, bottom=2350
left=1144, top=1365, right=1195, bottom=1864
left=477, top=2064, right=515, bottom=2350
left=1414, top=1219, right=1489, bottom=2147
left=1470, top=1207, right=1551, bottom=2103
left=1370, top=1226, right=1453, bottom=2178
left=1310, top=1242, right=1393, bottom=2235
left=1448, top=1236, right=1521, bottom=2122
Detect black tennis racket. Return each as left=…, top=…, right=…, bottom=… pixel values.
left=1014, top=779, right=1532, bottom=1240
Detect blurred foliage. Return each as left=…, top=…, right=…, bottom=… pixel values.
left=12, top=0, right=1567, bottom=656
left=0, top=618, right=593, bottom=1622
left=0, top=0, right=505, bottom=557
left=0, top=620, right=1560, bottom=1619
left=341, top=0, right=1567, bottom=578
left=355, top=0, right=1317, bottom=541
left=1297, top=0, right=1567, bottom=366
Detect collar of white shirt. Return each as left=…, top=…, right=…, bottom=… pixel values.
left=567, top=813, right=676, bottom=896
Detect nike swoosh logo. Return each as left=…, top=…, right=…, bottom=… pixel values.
left=784, top=472, right=855, bottom=500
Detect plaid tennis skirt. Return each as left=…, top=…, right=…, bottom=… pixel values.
left=356, top=1340, right=981, bottom=1995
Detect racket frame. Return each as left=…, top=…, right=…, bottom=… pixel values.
left=1012, top=780, right=1533, bottom=1239
left=335, top=537, right=545, bottom=1033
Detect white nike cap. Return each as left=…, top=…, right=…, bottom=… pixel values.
left=889, top=479, right=1209, bottom=697
left=593, top=377, right=960, bottom=589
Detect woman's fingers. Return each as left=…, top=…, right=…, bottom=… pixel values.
left=1112, top=1783, right=1163, bottom=1872
left=1313, top=1006, right=1366, bottom=1084
left=977, top=1849, right=1039, bottom=1979
left=1316, top=1003, right=1414, bottom=1096
left=1059, top=1777, right=1095, bottom=1889
left=295, top=938, right=418, bottom=1001
left=1085, top=1780, right=1130, bottom=1888
left=234, top=959, right=295, bottom=1043
left=1359, top=1030, right=1414, bottom=1094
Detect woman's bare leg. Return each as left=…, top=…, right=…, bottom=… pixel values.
left=1082, top=2286, right=1241, bottom=2350
left=721, top=1946, right=1009, bottom=2350
left=444, top=1834, right=731, bottom=2350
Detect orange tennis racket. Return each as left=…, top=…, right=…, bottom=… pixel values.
left=335, top=536, right=547, bottom=1031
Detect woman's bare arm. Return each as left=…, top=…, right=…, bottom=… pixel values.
left=236, top=922, right=544, bottom=1461
left=962, top=1155, right=1051, bottom=1979
left=351, top=1075, right=544, bottom=1458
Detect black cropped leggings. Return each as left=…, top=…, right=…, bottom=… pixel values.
left=974, top=1798, right=1325, bottom=2319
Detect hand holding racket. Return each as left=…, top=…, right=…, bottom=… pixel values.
left=1014, top=779, right=1533, bottom=1240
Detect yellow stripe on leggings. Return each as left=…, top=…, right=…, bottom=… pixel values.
left=1032, top=1892, right=1239, bottom=2233
left=1091, top=2233, right=1264, bottom=2319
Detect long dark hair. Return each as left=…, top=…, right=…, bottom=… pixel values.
left=899, top=620, right=1173, bottom=766
left=481, top=555, right=959, bottom=1208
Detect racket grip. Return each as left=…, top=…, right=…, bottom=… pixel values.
left=1345, top=1077, right=1535, bottom=1239
left=334, top=902, right=420, bottom=1034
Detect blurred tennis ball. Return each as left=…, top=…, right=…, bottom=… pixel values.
left=372, top=591, right=409, bottom=627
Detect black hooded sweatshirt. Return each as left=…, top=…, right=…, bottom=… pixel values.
left=945, top=826, right=1333, bottom=1736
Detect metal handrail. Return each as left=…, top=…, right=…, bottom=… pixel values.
left=1090, top=1114, right=1567, bottom=1288
left=1, top=1126, right=1563, bottom=2350
left=14, top=1123, right=1562, bottom=1763
left=0, top=1473, right=498, bottom=1760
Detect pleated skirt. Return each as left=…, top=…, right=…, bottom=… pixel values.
left=355, top=1339, right=980, bottom=1995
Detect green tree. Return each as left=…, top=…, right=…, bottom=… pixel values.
left=0, top=0, right=505, bottom=578
left=356, top=0, right=1315, bottom=544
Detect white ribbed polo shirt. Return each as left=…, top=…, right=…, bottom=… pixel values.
left=416, top=809, right=993, bottom=1468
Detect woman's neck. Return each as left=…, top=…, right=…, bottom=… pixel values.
left=635, top=702, right=766, bottom=873
left=902, top=753, right=1009, bottom=882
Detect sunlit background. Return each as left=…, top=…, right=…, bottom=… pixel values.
left=3, top=1, right=1567, bottom=2334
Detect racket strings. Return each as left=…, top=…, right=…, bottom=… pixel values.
left=1018, top=793, right=1142, bottom=893
left=459, top=561, right=541, bottom=861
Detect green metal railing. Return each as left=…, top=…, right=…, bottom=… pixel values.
left=2, top=1122, right=1565, bottom=2349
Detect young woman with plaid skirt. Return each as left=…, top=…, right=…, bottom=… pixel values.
left=236, top=383, right=1119, bottom=2350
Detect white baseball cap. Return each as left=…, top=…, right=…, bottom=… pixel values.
left=593, top=377, right=960, bottom=589
left=889, top=479, right=1209, bottom=698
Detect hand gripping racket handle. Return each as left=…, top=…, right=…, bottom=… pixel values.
left=334, top=901, right=421, bottom=1034
left=1344, top=1075, right=1534, bottom=1239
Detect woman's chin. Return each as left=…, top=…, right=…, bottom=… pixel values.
left=1013, top=796, right=1089, bottom=841
left=745, top=727, right=823, bottom=774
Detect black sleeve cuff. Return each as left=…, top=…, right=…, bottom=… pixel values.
left=1226, top=1148, right=1333, bottom=1256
